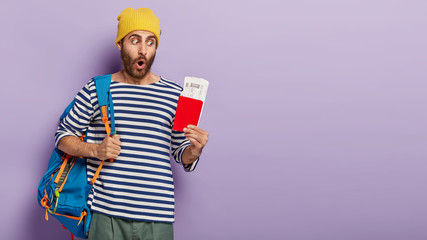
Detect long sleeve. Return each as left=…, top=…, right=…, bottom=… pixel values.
left=54, top=80, right=95, bottom=148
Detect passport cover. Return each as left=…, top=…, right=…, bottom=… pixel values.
left=173, top=96, right=204, bottom=132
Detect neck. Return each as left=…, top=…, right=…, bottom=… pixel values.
left=119, top=69, right=159, bottom=85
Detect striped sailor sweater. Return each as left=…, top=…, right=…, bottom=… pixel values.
left=55, top=76, right=198, bottom=223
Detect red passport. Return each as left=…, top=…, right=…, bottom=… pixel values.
left=173, top=96, right=204, bottom=132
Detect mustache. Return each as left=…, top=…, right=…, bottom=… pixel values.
left=133, top=56, right=147, bottom=63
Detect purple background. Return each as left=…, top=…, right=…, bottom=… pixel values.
left=1, top=0, right=426, bottom=239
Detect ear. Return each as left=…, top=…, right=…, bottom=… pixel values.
left=116, top=41, right=122, bottom=51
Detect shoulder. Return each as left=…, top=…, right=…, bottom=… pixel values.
left=86, top=74, right=112, bottom=92
left=75, top=78, right=96, bottom=94
left=159, top=76, right=183, bottom=92
left=76, top=78, right=97, bottom=100
left=87, top=78, right=96, bottom=88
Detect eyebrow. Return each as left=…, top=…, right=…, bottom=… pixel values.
left=128, top=34, right=156, bottom=41
left=128, top=34, right=142, bottom=39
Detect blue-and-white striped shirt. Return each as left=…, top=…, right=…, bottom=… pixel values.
left=55, top=76, right=198, bottom=223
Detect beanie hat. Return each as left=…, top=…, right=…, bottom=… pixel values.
left=116, top=8, right=161, bottom=48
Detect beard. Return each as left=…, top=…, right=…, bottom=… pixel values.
left=121, top=48, right=156, bottom=79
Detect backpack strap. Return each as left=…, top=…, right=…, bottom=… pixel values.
left=91, top=74, right=115, bottom=185
left=93, top=74, right=115, bottom=136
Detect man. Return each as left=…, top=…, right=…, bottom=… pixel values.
left=55, top=7, right=209, bottom=240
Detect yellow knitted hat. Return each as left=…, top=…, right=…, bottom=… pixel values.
left=116, top=8, right=161, bottom=48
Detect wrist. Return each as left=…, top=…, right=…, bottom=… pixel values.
left=183, top=146, right=200, bottom=165
left=89, top=143, right=99, bottom=159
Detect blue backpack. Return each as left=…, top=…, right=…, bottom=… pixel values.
left=37, top=74, right=115, bottom=239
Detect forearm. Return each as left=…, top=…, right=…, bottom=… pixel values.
left=182, top=145, right=200, bottom=165
left=57, top=136, right=98, bottom=158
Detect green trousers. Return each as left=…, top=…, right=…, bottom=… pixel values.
left=88, top=212, right=174, bottom=240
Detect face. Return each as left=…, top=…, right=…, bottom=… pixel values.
left=118, top=30, right=157, bottom=79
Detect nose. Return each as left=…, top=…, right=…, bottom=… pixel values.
left=139, top=43, right=147, bottom=56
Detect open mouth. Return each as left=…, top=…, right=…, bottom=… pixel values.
left=136, top=59, right=146, bottom=70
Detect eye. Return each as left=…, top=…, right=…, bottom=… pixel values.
left=132, top=39, right=139, bottom=44
left=147, top=40, right=154, bottom=46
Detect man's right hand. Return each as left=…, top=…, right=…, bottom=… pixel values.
left=95, top=135, right=122, bottom=160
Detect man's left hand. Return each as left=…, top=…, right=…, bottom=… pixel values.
left=182, top=125, right=209, bottom=164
